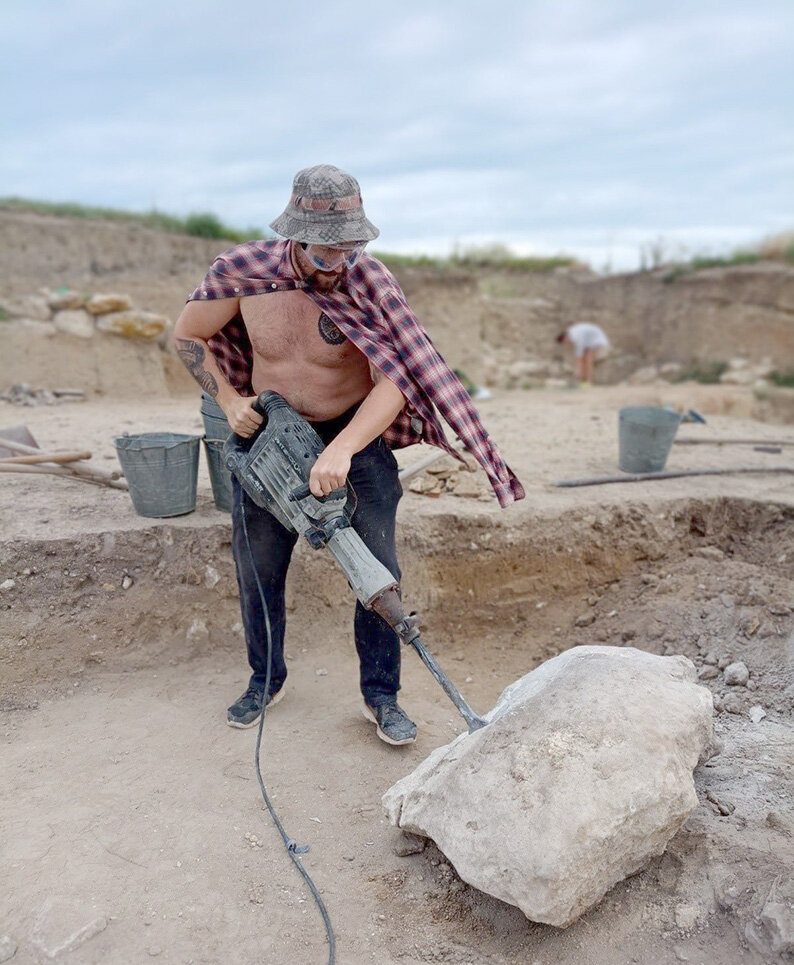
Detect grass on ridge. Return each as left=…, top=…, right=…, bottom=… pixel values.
left=0, top=197, right=266, bottom=243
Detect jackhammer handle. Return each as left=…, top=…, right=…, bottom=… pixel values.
left=252, top=389, right=293, bottom=418
left=289, top=482, right=348, bottom=503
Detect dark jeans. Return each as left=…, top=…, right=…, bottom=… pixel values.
left=230, top=405, right=404, bottom=708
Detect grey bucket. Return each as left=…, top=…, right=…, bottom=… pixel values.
left=114, top=432, right=200, bottom=517
left=203, top=437, right=234, bottom=513
left=618, top=406, right=682, bottom=473
left=200, top=392, right=232, bottom=440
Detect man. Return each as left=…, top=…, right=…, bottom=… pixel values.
left=556, top=321, right=610, bottom=386
left=174, top=164, right=524, bottom=745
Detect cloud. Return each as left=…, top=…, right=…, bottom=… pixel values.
left=1, top=0, right=792, bottom=268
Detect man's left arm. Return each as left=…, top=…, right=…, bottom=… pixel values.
left=308, top=370, right=405, bottom=497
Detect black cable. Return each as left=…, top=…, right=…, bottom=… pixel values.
left=240, top=500, right=337, bottom=965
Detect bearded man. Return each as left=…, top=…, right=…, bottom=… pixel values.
left=173, top=164, right=524, bottom=745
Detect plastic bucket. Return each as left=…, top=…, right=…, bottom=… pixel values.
left=618, top=406, right=682, bottom=473
left=200, top=392, right=232, bottom=441
left=203, top=437, right=234, bottom=513
left=114, top=432, right=200, bottom=517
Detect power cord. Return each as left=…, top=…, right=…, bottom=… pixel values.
left=240, top=499, right=337, bottom=964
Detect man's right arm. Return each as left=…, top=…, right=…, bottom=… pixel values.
left=172, top=298, right=263, bottom=438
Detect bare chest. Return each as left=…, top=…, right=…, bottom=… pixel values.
left=240, top=290, right=361, bottom=368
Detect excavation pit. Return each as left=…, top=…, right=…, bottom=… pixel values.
left=2, top=495, right=793, bottom=964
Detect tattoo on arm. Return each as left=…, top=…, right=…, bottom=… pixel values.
left=175, top=338, right=219, bottom=397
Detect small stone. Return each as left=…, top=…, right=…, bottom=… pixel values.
left=723, top=662, right=749, bottom=687
left=745, top=876, right=794, bottom=956
left=449, top=472, right=481, bottom=497
left=6, top=293, right=50, bottom=320
left=47, top=289, right=85, bottom=311
left=0, top=936, right=17, bottom=962
left=408, top=475, right=441, bottom=495
left=186, top=619, right=209, bottom=643
left=717, top=655, right=731, bottom=671
left=53, top=308, right=94, bottom=338
left=393, top=832, right=427, bottom=857
left=706, top=790, right=735, bottom=816
left=698, top=665, right=720, bottom=680
left=744, top=616, right=761, bottom=637
left=31, top=902, right=108, bottom=959
left=85, top=293, right=133, bottom=314
left=121, top=574, right=134, bottom=590
left=96, top=309, right=168, bottom=340
left=747, top=679, right=758, bottom=691
left=748, top=705, right=766, bottom=724
left=0, top=579, right=15, bottom=592
left=703, top=652, right=718, bottom=665
left=693, top=545, right=724, bottom=560
left=315, top=668, right=328, bottom=676
left=641, top=573, right=659, bottom=586
left=204, top=565, right=220, bottom=589
left=722, top=693, right=744, bottom=715
left=674, top=902, right=699, bottom=930
left=621, top=629, right=636, bottom=643
left=574, top=612, right=596, bottom=628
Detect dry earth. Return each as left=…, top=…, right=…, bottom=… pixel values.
left=1, top=383, right=793, bottom=965
left=1, top=210, right=793, bottom=964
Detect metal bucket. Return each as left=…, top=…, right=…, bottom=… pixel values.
left=618, top=406, right=682, bottom=473
left=202, top=437, right=234, bottom=513
left=114, top=432, right=200, bottom=517
left=200, top=392, right=232, bottom=440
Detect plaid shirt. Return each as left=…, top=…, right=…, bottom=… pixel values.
left=186, top=239, right=524, bottom=507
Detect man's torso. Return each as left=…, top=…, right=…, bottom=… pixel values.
left=240, top=289, right=373, bottom=420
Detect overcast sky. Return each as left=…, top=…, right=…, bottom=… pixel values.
left=3, top=0, right=792, bottom=269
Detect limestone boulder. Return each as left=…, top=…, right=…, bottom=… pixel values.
left=85, top=293, right=133, bottom=314
left=95, top=310, right=168, bottom=340
left=53, top=309, right=95, bottom=339
left=383, top=646, right=714, bottom=928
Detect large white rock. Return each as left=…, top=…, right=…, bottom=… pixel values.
left=383, top=646, right=714, bottom=928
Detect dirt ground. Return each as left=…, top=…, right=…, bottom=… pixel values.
left=1, top=384, right=794, bottom=965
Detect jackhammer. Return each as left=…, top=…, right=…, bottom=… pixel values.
left=223, top=390, right=487, bottom=734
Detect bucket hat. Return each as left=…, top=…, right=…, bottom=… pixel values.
left=269, top=164, right=379, bottom=245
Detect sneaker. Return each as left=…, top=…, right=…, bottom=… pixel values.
left=362, top=700, right=417, bottom=746
left=226, top=685, right=284, bottom=729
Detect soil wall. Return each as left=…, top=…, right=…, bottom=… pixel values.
left=2, top=210, right=793, bottom=394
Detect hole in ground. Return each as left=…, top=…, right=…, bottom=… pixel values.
left=1, top=495, right=792, bottom=964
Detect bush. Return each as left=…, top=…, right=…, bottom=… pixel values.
left=183, top=212, right=227, bottom=239
left=0, top=197, right=265, bottom=243
left=768, top=369, right=794, bottom=388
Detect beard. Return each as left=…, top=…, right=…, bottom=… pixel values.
left=305, top=266, right=345, bottom=290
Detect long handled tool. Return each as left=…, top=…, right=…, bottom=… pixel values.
left=224, top=390, right=487, bottom=733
